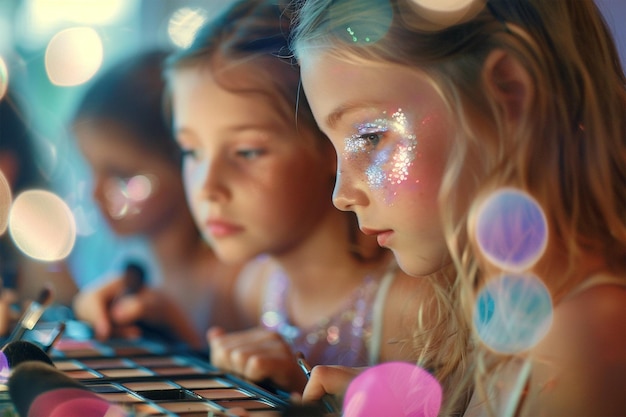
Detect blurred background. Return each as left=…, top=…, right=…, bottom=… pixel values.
left=0, top=0, right=625, bottom=290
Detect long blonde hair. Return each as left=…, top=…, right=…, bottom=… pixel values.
left=291, top=0, right=626, bottom=414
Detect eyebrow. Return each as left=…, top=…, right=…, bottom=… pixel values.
left=326, top=100, right=383, bottom=129
left=175, top=123, right=280, bottom=142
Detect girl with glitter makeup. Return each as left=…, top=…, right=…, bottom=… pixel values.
left=292, top=0, right=626, bottom=415
left=71, top=50, right=245, bottom=349
left=164, top=0, right=467, bottom=395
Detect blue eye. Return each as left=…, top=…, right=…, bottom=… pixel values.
left=236, top=149, right=266, bottom=159
left=359, top=132, right=383, bottom=146
left=181, top=149, right=198, bottom=159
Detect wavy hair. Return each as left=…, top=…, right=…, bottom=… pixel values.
left=291, top=0, right=626, bottom=414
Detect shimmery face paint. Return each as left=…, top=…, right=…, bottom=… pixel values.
left=344, top=109, right=418, bottom=203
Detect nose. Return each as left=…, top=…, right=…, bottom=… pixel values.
left=332, top=163, right=367, bottom=212
left=196, top=156, right=229, bottom=202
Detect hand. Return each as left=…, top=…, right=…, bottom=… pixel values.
left=0, top=288, right=18, bottom=336
left=73, top=276, right=128, bottom=340
left=208, top=326, right=308, bottom=393
left=73, top=277, right=203, bottom=348
left=302, top=365, right=365, bottom=406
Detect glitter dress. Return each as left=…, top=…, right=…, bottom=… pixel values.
left=260, top=263, right=397, bottom=367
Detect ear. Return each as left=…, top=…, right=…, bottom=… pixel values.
left=482, top=49, right=533, bottom=124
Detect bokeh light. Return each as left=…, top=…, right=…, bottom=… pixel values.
left=344, top=362, right=442, bottom=417
left=29, top=0, right=132, bottom=26
left=104, top=174, right=155, bottom=219
left=0, top=56, right=8, bottom=101
left=0, top=171, right=11, bottom=235
left=167, top=7, right=209, bottom=49
left=474, top=273, right=553, bottom=354
left=45, top=394, right=129, bottom=417
left=0, top=351, right=8, bottom=384
left=409, top=0, right=485, bottom=29
left=474, top=188, right=548, bottom=272
left=8, top=189, right=76, bottom=261
left=329, top=0, right=393, bottom=44
left=45, top=27, right=104, bottom=87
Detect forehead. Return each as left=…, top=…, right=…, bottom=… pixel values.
left=299, top=51, right=441, bottom=128
left=172, top=62, right=295, bottom=124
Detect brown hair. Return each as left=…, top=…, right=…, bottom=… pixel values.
left=165, top=0, right=385, bottom=261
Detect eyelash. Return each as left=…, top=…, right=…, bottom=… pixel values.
left=358, top=131, right=384, bottom=146
left=235, top=148, right=266, bottom=159
left=180, top=148, right=267, bottom=162
left=180, top=149, right=198, bottom=159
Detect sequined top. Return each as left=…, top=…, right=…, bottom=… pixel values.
left=260, top=266, right=396, bottom=367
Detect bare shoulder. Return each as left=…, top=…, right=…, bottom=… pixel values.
left=233, top=256, right=276, bottom=327
left=555, top=281, right=626, bottom=357
left=527, top=279, right=626, bottom=416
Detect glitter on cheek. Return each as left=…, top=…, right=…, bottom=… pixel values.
left=366, top=147, right=392, bottom=189
left=344, top=135, right=369, bottom=157
left=388, top=137, right=417, bottom=185
left=366, top=109, right=418, bottom=198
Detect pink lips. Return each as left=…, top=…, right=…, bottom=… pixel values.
left=361, top=227, right=394, bottom=247
left=205, top=220, right=243, bottom=238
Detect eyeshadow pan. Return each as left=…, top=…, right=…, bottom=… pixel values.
left=128, top=403, right=164, bottom=415
left=157, top=401, right=222, bottom=412
left=100, top=368, right=154, bottom=378
left=82, top=358, right=132, bottom=369
left=61, top=348, right=104, bottom=358
left=131, top=356, right=182, bottom=367
left=213, top=399, right=276, bottom=410
left=53, top=360, right=84, bottom=371
left=113, top=346, right=153, bottom=356
left=122, top=381, right=178, bottom=391
left=194, top=388, right=253, bottom=400
left=175, top=378, right=233, bottom=389
left=137, top=389, right=198, bottom=401
left=64, top=369, right=102, bottom=379
left=152, top=366, right=203, bottom=376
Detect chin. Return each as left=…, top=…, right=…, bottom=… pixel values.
left=393, top=251, right=425, bottom=278
left=211, top=245, right=256, bottom=265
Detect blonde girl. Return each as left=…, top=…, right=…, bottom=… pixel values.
left=292, top=0, right=626, bottom=415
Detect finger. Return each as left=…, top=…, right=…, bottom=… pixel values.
left=0, top=298, right=11, bottom=336
left=243, top=351, right=307, bottom=391
left=302, top=365, right=356, bottom=402
left=73, top=277, right=129, bottom=339
left=111, top=323, right=142, bottom=340
left=207, top=326, right=226, bottom=341
left=210, top=328, right=280, bottom=371
left=110, top=295, right=144, bottom=325
left=224, top=332, right=289, bottom=375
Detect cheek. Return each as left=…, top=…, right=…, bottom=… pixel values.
left=373, top=113, right=447, bottom=205
left=182, top=159, right=208, bottom=205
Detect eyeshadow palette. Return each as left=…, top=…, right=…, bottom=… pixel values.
left=0, top=336, right=290, bottom=417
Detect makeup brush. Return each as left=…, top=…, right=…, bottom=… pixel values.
left=1, top=340, right=54, bottom=368
left=4, top=285, right=54, bottom=345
